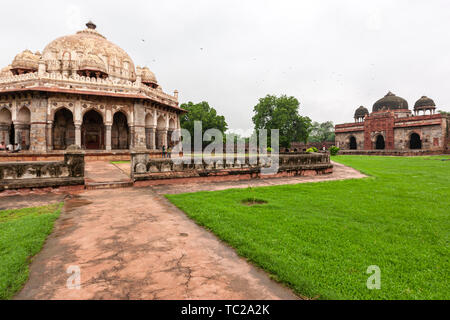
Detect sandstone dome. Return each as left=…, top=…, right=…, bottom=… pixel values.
left=414, top=96, right=436, bottom=110
left=354, top=106, right=369, bottom=118
left=11, top=49, right=41, bottom=73
left=41, top=21, right=136, bottom=81
left=373, top=91, right=409, bottom=112
left=138, top=66, right=158, bottom=87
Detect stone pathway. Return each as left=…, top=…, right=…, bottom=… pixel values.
left=15, top=188, right=298, bottom=300
left=11, top=161, right=366, bottom=300
left=84, top=161, right=131, bottom=184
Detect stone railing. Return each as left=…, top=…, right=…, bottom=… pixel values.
left=131, top=150, right=332, bottom=183
left=0, top=72, right=179, bottom=108
left=0, top=145, right=85, bottom=191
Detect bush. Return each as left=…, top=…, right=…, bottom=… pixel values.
left=329, top=146, right=340, bottom=156
left=267, top=147, right=273, bottom=152
left=306, top=147, right=318, bottom=153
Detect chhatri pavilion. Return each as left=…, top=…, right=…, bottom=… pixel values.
left=0, top=21, right=184, bottom=152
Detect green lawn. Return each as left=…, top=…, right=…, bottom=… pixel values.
left=166, top=156, right=450, bottom=300
left=0, top=203, right=62, bottom=300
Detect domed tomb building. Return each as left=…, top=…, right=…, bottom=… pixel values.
left=0, top=22, right=184, bottom=152
left=335, top=92, right=449, bottom=152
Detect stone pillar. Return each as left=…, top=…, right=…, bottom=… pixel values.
left=75, top=124, right=82, bottom=148
left=64, top=145, right=85, bottom=178
left=46, top=121, right=53, bottom=151
left=105, top=125, right=112, bottom=151
left=149, top=127, right=156, bottom=149
left=129, top=126, right=136, bottom=149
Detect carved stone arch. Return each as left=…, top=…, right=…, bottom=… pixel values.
left=409, top=131, right=422, bottom=150
left=51, top=105, right=75, bottom=121
left=82, top=106, right=106, bottom=124
left=0, top=106, right=12, bottom=124
left=53, top=107, right=75, bottom=150
left=17, top=105, right=31, bottom=123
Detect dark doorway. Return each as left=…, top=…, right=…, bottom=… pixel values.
left=409, top=133, right=422, bottom=149
left=82, top=110, right=104, bottom=150
left=349, top=136, right=357, bottom=150
left=9, top=124, right=15, bottom=145
left=111, top=112, right=129, bottom=149
left=375, top=135, right=385, bottom=150
left=53, top=108, right=75, bottom=150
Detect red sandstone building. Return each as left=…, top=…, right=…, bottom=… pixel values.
left=335, top=92, right=449, bottom=154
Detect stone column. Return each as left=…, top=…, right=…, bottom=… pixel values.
left=149, top=127, right=156, bottom=149
left=129, top=125, right=136, bottom=149
left=75, top=124, right=82, bottom=148
left=46, top=121, right=53, bottom=151
left=105, top=125, right=112, bottom=151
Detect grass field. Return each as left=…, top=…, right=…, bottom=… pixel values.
left=166, top=156, right=450, bottom=300
left=0, top=203, right=62, bottom=300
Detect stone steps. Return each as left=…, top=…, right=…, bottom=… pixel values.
left=84, top=180, right=134, bottom=190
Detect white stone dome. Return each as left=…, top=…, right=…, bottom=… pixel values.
left=41, top=21, right=136, bottom=81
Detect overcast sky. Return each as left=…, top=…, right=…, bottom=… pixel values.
left=1, top=0, right=449, bottom=135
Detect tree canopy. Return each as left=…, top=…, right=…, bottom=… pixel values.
left=252, top=94, right=311, bottom=148
left=308, top=121, right=335, bottom=142
left=179, top=101, right=228, bottom=147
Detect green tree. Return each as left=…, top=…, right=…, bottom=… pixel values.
left=180, top=101, right=228, bottom=147
left=308, top=121, right=335, bottom=142
left=252, top=94, right=311, bottom=148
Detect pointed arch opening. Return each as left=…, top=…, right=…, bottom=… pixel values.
left=112, top=111, right=129, bottom=149
left=53, top=108, right=75, bottom=150
left=0, top=108, right=13, bottom=147
left=375, top=135, right=385, bottom=150
left=82, top=109, right=104, bottom=150
left=409, top=133, right=422, bottom=150
left=16, top=107, right=31, bottom=149
left=349, top=136, right=357, bottom=150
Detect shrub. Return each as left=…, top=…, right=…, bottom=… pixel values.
left=329, top=146, right=340, bottom=156
left=306, top=147, right=318, bottom=153
left=267, top=147, right=273, bottom=152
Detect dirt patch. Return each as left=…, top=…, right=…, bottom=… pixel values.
left=241, top=198, right=268, bottom=206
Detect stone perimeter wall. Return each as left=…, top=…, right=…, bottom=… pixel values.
left=131, top=152, right=333, bottom=184
left=0, top=149, right=84, bottom=191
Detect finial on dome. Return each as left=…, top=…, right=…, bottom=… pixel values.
left=86, top=21, right=97, bottom=30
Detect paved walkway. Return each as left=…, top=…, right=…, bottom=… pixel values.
left=84, top=161, right=131, bottom=184
left=15, top=188, right=298, bottom=300
left=11, top=161, right=366, bottom=300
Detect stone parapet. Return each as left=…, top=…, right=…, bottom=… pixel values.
left=0, top=145, right=85, bottom=191
left=131, top=152, right=333, bottom=183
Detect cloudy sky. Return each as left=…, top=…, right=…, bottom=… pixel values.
left=1, top=0, right=449, bottom=135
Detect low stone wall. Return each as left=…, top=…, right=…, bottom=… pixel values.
left=338, top=149, right=449, bottom=156
left=131, top=151, right=333, bottom=185
left=0, top=147, right=85, bottom=191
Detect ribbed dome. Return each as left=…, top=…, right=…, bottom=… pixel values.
left=11, top=50, right=41, bottom=71
left=42, top=22, right=136, bottom=81
left=0, top=65, right=12, bottom=78
left=373, top=91, right=409, bottom=112
left=354, top=106, right=369, bottom=118
left=414, top=96, right=436, bottom=110
left=139, top=66, right=158, bottom=85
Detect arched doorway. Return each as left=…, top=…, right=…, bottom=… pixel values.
left=349, top=136, right=357, bottom=150
left=82, top=110, right=104, bottom=150
left=53, top=108, right=75, bottom=150
left=375, top=135, right=385, bottom=150
left=111, top=112, right=129, bottom=149
left=16, top=107, right=31, bottom=149
left=409, top=133, right=422, bottom=149
left=156, top=115, right=166, bottom=149
left=0, top=108, right=13, bottom=146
